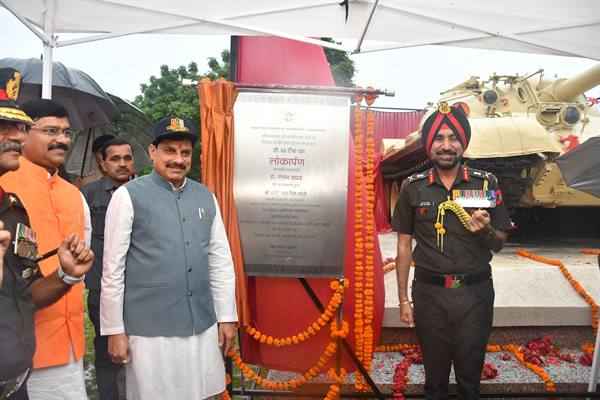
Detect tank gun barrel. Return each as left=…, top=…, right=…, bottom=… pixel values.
left=538, top=64, right=600, bottom=102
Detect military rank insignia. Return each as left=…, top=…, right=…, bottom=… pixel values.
left=14, top=222, right=39, bottom=261
left=167, top=117, right=189, bottom=132
left=438, top=101, right=451, bottom=115
left=452, top=189, right=497, bottom=208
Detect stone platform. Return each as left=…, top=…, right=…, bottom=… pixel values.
left=379, top=232, right=600, bottom=329
left=260, top=234, right=600, bottom=397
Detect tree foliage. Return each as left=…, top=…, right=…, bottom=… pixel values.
left=205, top=50, right=230, bottom=81
left=133, top=52, right=229, bottom=180
left=321, top=38, right=356, bottom=87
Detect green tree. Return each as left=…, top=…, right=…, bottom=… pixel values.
left=205, top=49, right=230, bottom=81
left=321, top=38, right=356, bottom=87
left=134, top=53, right=229, bottom=180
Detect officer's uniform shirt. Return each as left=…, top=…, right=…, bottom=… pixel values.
left=0, top=189, right=41, bottom=381
left=391, top=165, right=512, bottom=275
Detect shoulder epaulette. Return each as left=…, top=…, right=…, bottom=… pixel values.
left=406, top=171, right=428, bottom=183
left=467, top=167, right=497, bottom=181
left=6, top=191, right=25, bottom=209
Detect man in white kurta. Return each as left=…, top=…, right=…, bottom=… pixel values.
left=100, top=117, right=237, bottom=400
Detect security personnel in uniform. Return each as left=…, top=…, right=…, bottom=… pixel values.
left=0, top=68, right=94, bottom=400
left=392, top=103, right=511, bottom=399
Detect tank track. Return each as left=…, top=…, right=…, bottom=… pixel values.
left=466, top=155, right=539, bottom=214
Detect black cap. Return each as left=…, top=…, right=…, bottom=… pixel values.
left=20, top=98, right=69, bottom=121
left=0, top=68, right=33, bottom=125
left=92, top=134, right=116, bottom=153
left=153, top=117, right=197, bottom=146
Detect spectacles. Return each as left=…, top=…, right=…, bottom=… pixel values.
left=0, top=121, right=28, bottom=134
left=30, top=126, right=76, bottom=140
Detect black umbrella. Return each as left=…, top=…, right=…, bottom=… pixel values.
left=555, top=136, right=600, bottom=198
left=0, top=57, right=119, bottom=131
left=65, top=94, right=153, bottom=178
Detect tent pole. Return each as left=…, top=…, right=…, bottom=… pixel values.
left=42, top=0, right=56, bottom=99
left=353, top=0, right=379, bottom=54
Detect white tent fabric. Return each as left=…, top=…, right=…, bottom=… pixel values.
left=2, top=0, right=600, bottom=59
left=2, top=0, right=599, bottom=96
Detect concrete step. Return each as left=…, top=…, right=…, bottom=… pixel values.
left=378, top=233, right=600, bottom=328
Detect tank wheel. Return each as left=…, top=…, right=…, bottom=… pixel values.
left=466, top=155, right=537, bottom=214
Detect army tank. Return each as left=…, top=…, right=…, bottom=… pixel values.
left=383, top=64, right=600, bottom=234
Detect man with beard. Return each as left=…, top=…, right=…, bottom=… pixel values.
left=0, top=98, right=92, bottom=400
left=0, top=69, right=94, bottom=399
left=80, top=138, right=134, bottom=400
left=101, top=117, right=237, bottom=399
left=392, top=103, right=511, bottom=399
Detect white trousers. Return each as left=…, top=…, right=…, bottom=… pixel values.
left=27, top=346, right=87, bottom=400
left=126, top=323, right=226, bottom=400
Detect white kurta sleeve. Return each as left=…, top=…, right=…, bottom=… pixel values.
left=100, top=186, right=134, bottom=335
left=208, top=194, right=238, bottom=323
left=80, top=192, right=92, bottom=245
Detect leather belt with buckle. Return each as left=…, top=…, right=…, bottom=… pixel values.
left=0, top=368, right=29, bottom=400
left=414, top=268, right=491, bottom=288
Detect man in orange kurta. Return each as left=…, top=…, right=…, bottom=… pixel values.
left=0, top=99, right=91, bottom=400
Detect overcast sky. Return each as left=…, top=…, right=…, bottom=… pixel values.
left=1, top=7, right=599, bottom=109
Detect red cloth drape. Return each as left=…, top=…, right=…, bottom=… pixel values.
left=374, top=153, right=393, bottom=233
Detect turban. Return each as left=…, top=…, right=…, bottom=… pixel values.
left=421, top=102, right=471, bottom=157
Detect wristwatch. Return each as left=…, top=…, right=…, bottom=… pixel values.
left=57, top=265, right=85, bottom=285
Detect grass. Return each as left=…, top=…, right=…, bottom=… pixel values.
left=83, top=289, right=126, bottom=400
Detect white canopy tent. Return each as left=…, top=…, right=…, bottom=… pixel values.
left=3, top=0, right=600, bottom=394
left=2, top=0, right=600, bottom=98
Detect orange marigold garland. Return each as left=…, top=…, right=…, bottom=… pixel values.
left=581, top=342, right=595, bottom=355
left=325, top=368, right=347, bottom=400
left=353, top=92, right=366, bottom=390
left=506, top=344, right=556, bottom=392
left=486, top=344, right=555, bottom=391
left=229, top=341, right=339, bottom=391
left=375, top=343, right=419, bottom=353
left=516, top=248, right=599, bottom=332
left=583, top=249, right=600, bottom=255
left=362, top=96, right=377, bottom=384
left=244, top=279, right=348, bottom=346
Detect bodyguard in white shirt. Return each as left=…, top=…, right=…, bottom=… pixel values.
left=100, top=117, right=237, bottom=400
